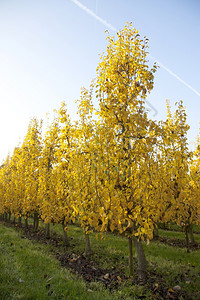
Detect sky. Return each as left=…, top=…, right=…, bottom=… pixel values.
left=0, top=0, right=200, bottom=163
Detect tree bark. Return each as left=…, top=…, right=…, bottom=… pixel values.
left=24, top=217, right=28, bottom=228
left=84, top=232, right=92, bottom=257
left=153, top=227, right=159, bottom=239
left=189, top=225, right=195, bottom=245
left=62, top=223, right=69, bottom=247
left=128, top=237, right=133, bottom=276
left=33, top=214, right=36, bottom=229
left=18, top=216, right=22, bottom=226
left=133, top=237, right=147, bottom=281
left=45, top=223, right=50, bottom=239
left=8, top=212, right=11, bottom=221
left=33, top=212, right=39, bottom=231
left=184, top=226, right=189, bottom=251
left=35, top=217, right=39, bottom=231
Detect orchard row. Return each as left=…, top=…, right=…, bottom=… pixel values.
left=0, top=24, right=199, bottom=279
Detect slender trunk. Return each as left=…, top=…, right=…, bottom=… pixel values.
left=189, top=225, right=195, bottom=245
left=8, top=212, right=11, bottom=221
left=62, top=223, right=69, bottom=247
left=33, top=215, right=36, bottom=229
left=13, top=216, right=15, bottom=224
left=35, top=218, right=39, bottom=231
left=34, top=212, right=39, bottom=231
left=133, top=237, right=147, bottom=281
left=45, top=223, right=50, bottom=239
left=18, top=216, right=22, bottom=226
left=84, top=232, right=92, bottom=257
left=184, top=226, right=189, bottom=250
left=24, top=217, right=28, bottom=228
left=153, top=227, right=159, bottom=239
left=128, top=237, right=133, bottom=276
left=4, top=212, right=8, bottom=222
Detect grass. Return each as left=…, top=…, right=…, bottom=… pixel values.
left=159, top=223, right=200, bottom=234
left=0, top=224, right=112, bottom=300
left=1, top=218, right=200, bottom=299
left=50, top=222, right=200, bottom=299
left=158, top=228, right=200, bottom=243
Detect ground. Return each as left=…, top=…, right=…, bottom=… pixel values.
left=0, top=218, right=200, bottom=299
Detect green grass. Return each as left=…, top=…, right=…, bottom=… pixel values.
left=159, top=223, right=200, bottom=234
left=0, top=224, right=112, bottom=300
left=58, top=223, right=200, bottom=299
left=1, top=218, right=200, bottom=299
left=158, top=228, right=200, bottom=243
left=40, top=221, right=200, bottom=298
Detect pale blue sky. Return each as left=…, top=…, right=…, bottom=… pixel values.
left=0, top=0, right=200, bottom=163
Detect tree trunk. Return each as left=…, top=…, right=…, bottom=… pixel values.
left=62, top=223, right=69, bottom=247
left=184, top=226, right=189, bottom=251
left=33, top=212, right=39, bottom=231
left=13, top=216, right=15, bottom=224
left=153, top=227, right=159, bottom=239
left=4, top=212, right=8, bottom=222
left=36, top=218, right=39, bottom=231
left=24, top=217, right=28, bottom=228
left=33, top=215, right=36, bottom=229
left=133, top=237, right=147, bottom=281
left=189, top=225, right=195, bottom=245
left=84, top=232, right=92, bottom=257
left=45, top=223, right=50, bottom=239
left=128, top=237, right=133, bottom=276
left=8, top=212, right=11, bottom=221
left=18, top=216, right=22, bottom=226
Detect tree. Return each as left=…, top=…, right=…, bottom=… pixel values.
left=22, top=118, right=43, bottom=230
left=0, top=155, right=12, bottom=219
left=9, top=147, right=25, bottom=225
left=96, top=23, right=158, bottom=280
left=186, top=132, right=200, bottom=244
left=159, top=101, right=194, bottom=247
left=54, top=103, right=77, bottom=245
left=38, top=114, right=59, bottom=238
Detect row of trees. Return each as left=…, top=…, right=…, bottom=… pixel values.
left=0, top=24, right=200, bottom=280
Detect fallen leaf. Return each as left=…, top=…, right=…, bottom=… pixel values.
left=173, top=285, right=181, bottom=292
left=185, top=280, right=191, bottom=284
left=104, top=273, right=110, bottom=279
left=46, top=277, right=53, bottom=282
left=153, top=283, right=159, bottom=291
